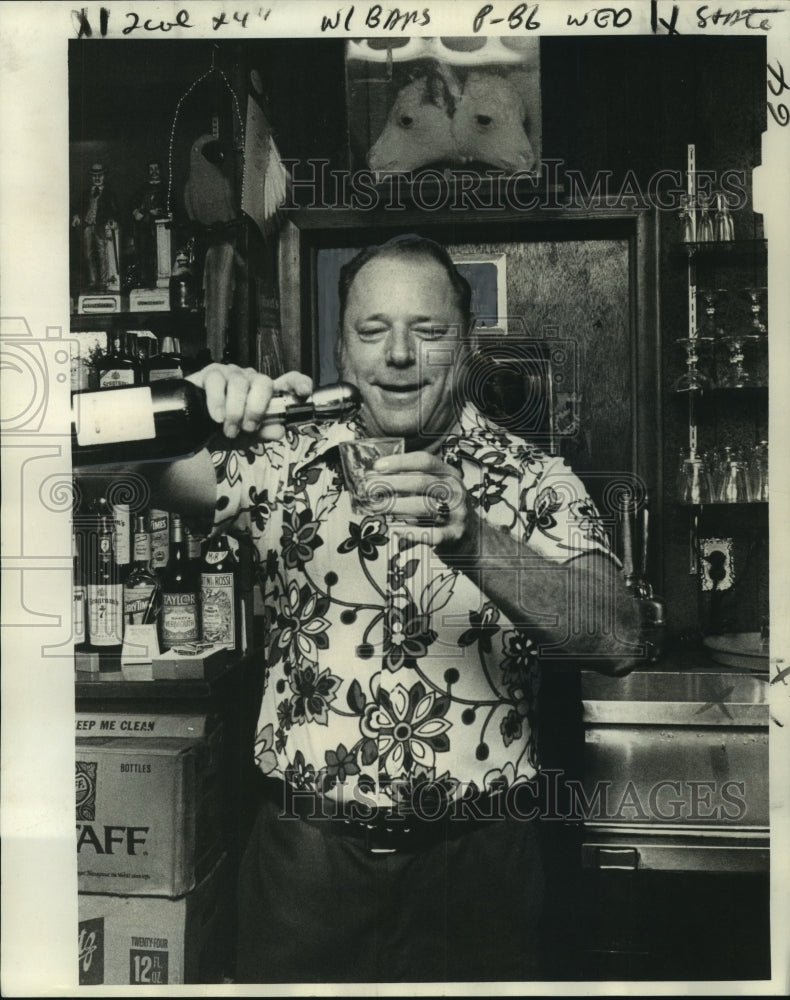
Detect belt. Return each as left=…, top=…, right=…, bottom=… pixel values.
left=260, top=778, right=509, bottom=854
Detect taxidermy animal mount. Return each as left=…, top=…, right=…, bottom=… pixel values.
left=367, top=64, right=535, bottom=174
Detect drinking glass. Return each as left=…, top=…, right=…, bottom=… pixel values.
left=720, top=458, right=749, bottom=503
left=677, top=452, right=712, bottom=505
left=747, top=440, right=769, bottom=502
left=339, top=438, right=404, bottom=515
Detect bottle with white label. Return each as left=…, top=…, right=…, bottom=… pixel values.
left=149, top=508, right=170, bottom=574
left=70, top=381, right=361, bottom=468
left=123, top=514, right=161, bottom=627
left=97, top=333, right=136, bottom=390
left=200, top=533, right=240, bottom=650
left=160, top=513, right=200, bottom=650
left=73, top=530, right=87, bottom=651
left=86, top=515, right=123, bottom=664
left=113, top=502, right=131, bottom=582
left=70, top=379, right=214, bottom=467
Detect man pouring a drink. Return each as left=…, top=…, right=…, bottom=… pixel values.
left=97, top=235, right=641, bottom=982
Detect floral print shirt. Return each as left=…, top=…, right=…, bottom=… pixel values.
left=210, top=403, right=614, bottom=808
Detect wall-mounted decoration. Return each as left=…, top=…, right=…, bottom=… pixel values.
left=451, top=252, right=508, bottom=332
left=346, top=37, right=541, bottom=176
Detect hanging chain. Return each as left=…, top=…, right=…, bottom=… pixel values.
left=166, top=65, right=246, bottom=216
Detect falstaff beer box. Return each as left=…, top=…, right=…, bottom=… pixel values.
left=78, top=854, right=230, bottom=985
left=75, top=713, right=222, bottom=896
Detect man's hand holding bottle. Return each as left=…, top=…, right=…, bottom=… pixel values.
left=187, top=364, right=314, bottom=441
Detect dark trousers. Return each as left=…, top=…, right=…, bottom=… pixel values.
left=236, top=791, right=546, bottom=984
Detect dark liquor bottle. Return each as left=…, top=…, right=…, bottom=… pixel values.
left=73, top=530, right=87, bottom=652
left=200, top=533, right=241, bottom=651
left=146, top=335, right=183, bottom=383
left=96, top=332, right=136, bottom=390
left=71, top=381, right=361, bottom=468
left=160, top=513, right=200, bottom=650
left=185, top=523, right=205, bottom=570
left=172, top=337, right=195, bottom=377
left=85, top=515, right=123, bottom=666
left=123, top=514, right=161, bottom=628
left=123, top=331, right=142, bottom=385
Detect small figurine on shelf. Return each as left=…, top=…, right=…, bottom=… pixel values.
left=131, top=160, right=169, bottom=289
left=714, top=192, right=735, bottom=241
left=169, top=240, right=197, bottom=311
left=71, top=162, right=120, bottom=292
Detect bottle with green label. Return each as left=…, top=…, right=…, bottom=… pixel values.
left=123, top=514, right=161, bottom=628
left=200, top=533, right=240, bottom=650
left=160, top=513, right=200, bottom=650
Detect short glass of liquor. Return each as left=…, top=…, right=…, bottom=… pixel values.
left=339, top=438, right=404, bottom=515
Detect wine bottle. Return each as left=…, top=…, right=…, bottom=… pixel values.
left=85, top=515, right=123, bottom=664
left=71, top=380, right=362, bottom=468
left=146, top=335, right=184, bottom=383
left=73, top=530, right=87, bottom=651
left=160, top=513, right=200, bottom=650
left=200, top=533, right=240, bottom=650
left=71, top=379, right=214, bottom=467
left=123, top=514, right=161, bottom=628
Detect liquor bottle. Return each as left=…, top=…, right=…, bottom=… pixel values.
left=113, top=502, right=132, bottom=582
left=146, top=335, right=184, bottom=382
left=160, top=513, right=200, bottom=650
left=172, top=336, right=195, bottom=377
left=123, top=331, right=142, bottom=385
left=123, top=514, right=161, bottom=629
left=85, top=515, right=123, bottom=663
left=149, top=508, right=170, bottom=574
left=200, top=533, right=240, bottom=650
left=71, top=379, right=214, bottom=467
left=96, top=332, right=136, bottom=390
left=71, top=381, right=361, bottom=468
left=73, top=530, right=87, bottom=652
left=131, top=333, right=156, bottom=384
left=185, top=523, right=205, bottom=569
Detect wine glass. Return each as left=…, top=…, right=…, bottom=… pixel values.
left=673, top=337, right=712, bottom=392
left=719, top=333, right=755, bottom=388
left=697, top=288, right=727, bottom=341
left=743, top=286, right=767, bottom=339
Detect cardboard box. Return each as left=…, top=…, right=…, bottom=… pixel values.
left=129, top=287, right=169, bottom=312
left=77, top=292, right=124, bottom=314
left=78, top=854, right=231, bottom=985
left=151, top=643, right=230, bottom=681
left=76, top=721, right=222, bottom=896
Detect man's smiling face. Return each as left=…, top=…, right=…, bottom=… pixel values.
left=336, top=253, right=471, bottom=445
